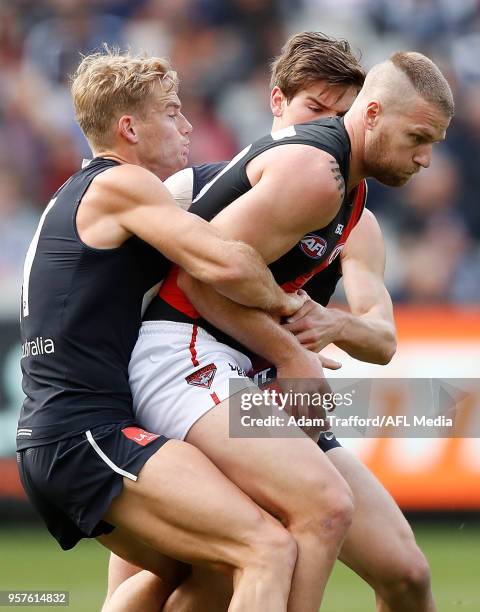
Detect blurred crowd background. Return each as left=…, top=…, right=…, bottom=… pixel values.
left=1, top=0, right=480, bottom=315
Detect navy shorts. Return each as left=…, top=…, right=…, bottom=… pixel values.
left=17, top=421, right=168, bottom=550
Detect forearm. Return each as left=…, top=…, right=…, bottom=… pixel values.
left=215, top=241, right=297, bottom=317
left=178, top=271, right=301, bottom=366
left=335, top=309, right=397, bottom=365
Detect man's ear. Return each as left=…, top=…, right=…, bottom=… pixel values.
left=270, top=86, right=286, bottom=117
left=118, top=115, right=139, bottom=144
left=364, top=100, right=381, bottom=130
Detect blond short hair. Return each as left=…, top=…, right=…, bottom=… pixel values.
left=71, top=47, right=178, bottom=148
left=390, top=51, right=454, bottom=117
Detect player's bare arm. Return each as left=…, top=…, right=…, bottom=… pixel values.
left=175, top=146, right=345, bottom=381
left=178, top=270, right=341, bottom=372
left=209, top=145, right=344, bottom=263
left=285, top=209, right=397, bottom=364
left=78, top=162, right=303, bottom=316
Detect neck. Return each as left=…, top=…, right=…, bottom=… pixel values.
left=92, top=148, right=132, bottom=165
left=91, top=148, right=170, bottom=180
left=343, top=111, right=367, bottom=192
left=271, top=116, right=284, bottom=132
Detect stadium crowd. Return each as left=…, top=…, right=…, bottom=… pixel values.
left=1, top=0, right=480, bottom=315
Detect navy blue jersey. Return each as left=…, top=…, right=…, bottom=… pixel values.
left=18, top=158, right=169, bottom=449
left=144, top=117, right=367, bottom=355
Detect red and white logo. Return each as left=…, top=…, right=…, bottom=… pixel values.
left=122, top=427, right=160, bottom=446
left=299, top=234, right=327, bottom=259
left=186, top=363, right=217, bottom=389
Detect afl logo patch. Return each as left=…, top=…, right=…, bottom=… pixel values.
left=299, top=234, right=327, bottom=259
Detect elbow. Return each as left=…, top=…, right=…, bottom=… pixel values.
left=191, top=259, right=244, bottom=290
left=376, top=333, right=397, bottom=365
left=214, top=242, right=257, bottom=287
left=188, top=241, right=258, bottom=290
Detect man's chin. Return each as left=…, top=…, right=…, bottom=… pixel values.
left=376, top=172, right=411, bottom=187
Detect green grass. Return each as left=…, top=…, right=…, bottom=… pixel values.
left=323, top=522, right=480, bottom=611
left=0, top=523, right=479, bottom=611
left=0, top=528, right=109, bottom=611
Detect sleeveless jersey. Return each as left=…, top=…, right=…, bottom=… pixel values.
left=18, top=158, right=169, bottom=449
left=190, top=161, right=348, bottom=307
left=144, top=117, right=367, bottom=354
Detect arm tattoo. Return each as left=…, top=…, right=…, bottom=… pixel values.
left=330, top=160, right=345, bottom=200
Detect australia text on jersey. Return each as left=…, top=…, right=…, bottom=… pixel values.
left=21, top=336, right=55, bottom=358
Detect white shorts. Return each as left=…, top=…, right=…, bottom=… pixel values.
left=129, top=321, right=253, bottom=440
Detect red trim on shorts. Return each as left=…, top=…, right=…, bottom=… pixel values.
left=211, top=392, right=220, bottom=405
left=189, top=324, right=199, bottom=366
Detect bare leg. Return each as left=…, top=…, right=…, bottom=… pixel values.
left=185, top=402, right=354, bottom=612
left=103, top=570, right=176, bottom=612
left=328, top=447, right=436, bottom=611
left=101, top=550, right=186, bottom=612
left=163, top=567, right=232, bottom=612
left=166, top=445, right=436, bottom=612
left=99, top=439, right=297, bottom=612
left=104, top=554, right=141, bottom=603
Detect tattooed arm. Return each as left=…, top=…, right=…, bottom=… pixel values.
left=330, top=159, right=345, bottom=200
left=209, top=144, right=344, bottom=264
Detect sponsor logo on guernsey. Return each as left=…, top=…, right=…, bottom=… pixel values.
left=299, top=234, right=328, bottom=259
left=328, top=243, right=345, bottom=264
left=335, top=224, right=344, bottom=235
left=21, top=337, right=55, bottom=358
left=122, top=426, right=160, bottom=446
left=186, top=363, right=217, bottom=389
left=229, top=363, right=248, bottom=377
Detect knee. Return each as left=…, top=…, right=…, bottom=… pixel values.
left=381, top=545, right=432, bottom=601
left=399, top=548, right=432, bottom=594
left=289, top=477, right=355, bottom=542
left=249, top=519, right=298, bottom=575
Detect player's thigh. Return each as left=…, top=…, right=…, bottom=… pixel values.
left=102, top=438, right=286, bottom=569
left=185, top=400, right=352, bottom=522
left=326, top=447, right=418, bottom=575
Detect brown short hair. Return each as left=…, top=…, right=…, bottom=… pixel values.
left=390, top=51, right=454, bottom=117
left=270, top=31, right=365, bottom=101
left=71, top=47, right=178, bottom=148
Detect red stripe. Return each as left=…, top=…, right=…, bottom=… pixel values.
left=158, top=266, right=200, bottom=318
left=189, top=324, right=199, bottom=366
left=342, top=179, right=367, bottom=241
left=211, top=392, right=220, bottom=405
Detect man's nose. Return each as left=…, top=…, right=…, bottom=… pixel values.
left=182, top=115, right=193, bottom=134
left=413, top=145, right=432, bottom=169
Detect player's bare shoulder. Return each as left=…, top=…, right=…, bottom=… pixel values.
left=345, top=208, right=383, bottom=249
left=90, top=163, right=171, bottom=214
left=77, top=164, right=174, bottom=248
left=343, top=207, right=386, bottom=268
left=252, top=144, right=345, bottom=227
